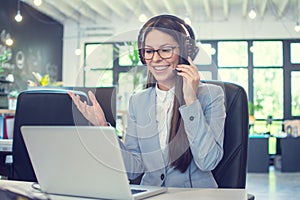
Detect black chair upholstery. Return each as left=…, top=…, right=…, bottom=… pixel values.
left=204, top=81, right=254, bottom=200
left=10, top=89, right=89, bottom=182
left=203, top=81, right=249, bottom=188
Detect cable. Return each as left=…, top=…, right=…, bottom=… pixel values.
left=189, top=164, right=193, bottom=188
left=31, top=182, right=51, bottom=200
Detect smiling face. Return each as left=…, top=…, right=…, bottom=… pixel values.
left=144, top=29, right=180, bottom=91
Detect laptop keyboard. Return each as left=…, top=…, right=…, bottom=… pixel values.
left=131, top=189, right=147, bottom=195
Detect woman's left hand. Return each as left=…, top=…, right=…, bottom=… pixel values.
left=176, top=57, right=200, bottom=105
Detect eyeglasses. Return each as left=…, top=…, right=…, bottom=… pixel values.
left=143, top=46, right=178, bottom=60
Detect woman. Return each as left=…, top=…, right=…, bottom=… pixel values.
left=69, top=14, right=226, bottom=188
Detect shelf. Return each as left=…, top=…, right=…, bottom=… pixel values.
left=0, top=80, right=13, bottom=84
left=0, top=92, right=9, bottom=96
left=0, top=109, right=15, bottom=115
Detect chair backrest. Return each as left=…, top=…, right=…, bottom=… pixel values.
left=204, top=81, right=249, bottom=188
left=129, top=81, right=250, bottom=188
left=72, top=86, right=117, bottom=127
left=11, top=89, right=89, bottom=182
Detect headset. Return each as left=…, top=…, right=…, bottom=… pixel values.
left=138, top=15, right=199, bottom=65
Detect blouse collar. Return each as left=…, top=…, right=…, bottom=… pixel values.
left=155, top=83, right=175, bottom=103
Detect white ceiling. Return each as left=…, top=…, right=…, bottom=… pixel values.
left=21, top=0, right=300, bottom=40
left=22, top=0, right=300, bottom=26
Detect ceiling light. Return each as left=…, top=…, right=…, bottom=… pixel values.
left=250, top=45, right=255, bottom=53
left=33, top=0, right=43, bottom=6
left=210, top=47, right=216, bottom=55
left=15, top=0, right=22, bottom=22
left=138, top=14, right=147, bottom=23
left=74, top=48, right=81, bottom=56
left=295, top=22, right=300, bottom=32
left=15, top=10, right=23, bottom=22
left=184, top=17, right=191, bottom=25
left=5, top=34, right=13, bottom=46
left=248, top=9, right=256, bottom=19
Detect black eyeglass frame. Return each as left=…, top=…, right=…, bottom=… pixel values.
left=143, top=46, right=179, bottom=60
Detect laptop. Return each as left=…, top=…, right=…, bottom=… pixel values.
left=21, top=126, right=167, bottom=200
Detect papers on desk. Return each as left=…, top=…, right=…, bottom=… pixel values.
left=0, top=139, right=13, bottom=146
left=0, top=181, right=47, bottom=200
left=0, top=139, right=13, bottom=152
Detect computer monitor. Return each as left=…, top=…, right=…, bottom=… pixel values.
left=72, top=86, right=117, bottom=127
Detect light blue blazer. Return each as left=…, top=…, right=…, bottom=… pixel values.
left=119, top=82, right=226, bottom=188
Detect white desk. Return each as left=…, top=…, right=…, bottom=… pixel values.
left=0, top=180, right=247, bottom=200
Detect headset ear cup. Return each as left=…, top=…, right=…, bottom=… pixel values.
left=186, top=37, right=199, bottom=60
left=138, top=48, right=146, bottom=65
left=191, top=45, right=199, bottom=60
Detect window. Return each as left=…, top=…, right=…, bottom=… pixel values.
left=118, top=71, right=145, bottom=111
left=217, top=41, right=248, bottom=67
left=218, top=68, right=248, bottom=95
left=253, top=68, right=283, bottom=119
left=85, top=44, right=113, bottom=69
left=291, top=71, right=300, bottom=116
left=119, top=45, right=133, bottom=66
left=118, top=42, right=142, bottom=66
left=217, top=41, right=248, bottom=94
left=291, top=43, right=300, bottom=64
left=85, top=70, right=113, bottom=87
left=252, top=41, right=283, bottom=67
left=85, top=43, right=114, bottom=86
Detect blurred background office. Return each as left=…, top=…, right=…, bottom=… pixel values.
left=0, top=0, right=300, bottom=199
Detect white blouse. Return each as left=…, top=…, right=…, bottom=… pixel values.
left=155, top=84, right=175, bottom=149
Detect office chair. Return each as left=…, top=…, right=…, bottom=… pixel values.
left=204, top=80, right=254, bottom=200
left=72, top=87, right=117, bottom=127
left=9, top=89, right=90, bottom=182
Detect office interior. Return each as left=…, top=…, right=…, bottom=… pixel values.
left=0, top=0, right=300, bottom=199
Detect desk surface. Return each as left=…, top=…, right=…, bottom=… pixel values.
left=0, top=180, right=247, bottom=200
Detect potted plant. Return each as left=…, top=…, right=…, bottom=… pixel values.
left=248, top=99, right=264, bottom=121
left=248, top=101, right=256, bottom=125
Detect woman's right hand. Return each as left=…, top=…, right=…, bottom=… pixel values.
left=68, top=91, right=108, bottom=126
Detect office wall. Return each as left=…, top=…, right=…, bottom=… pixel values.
left=0, top=0, right=63, bottom=91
